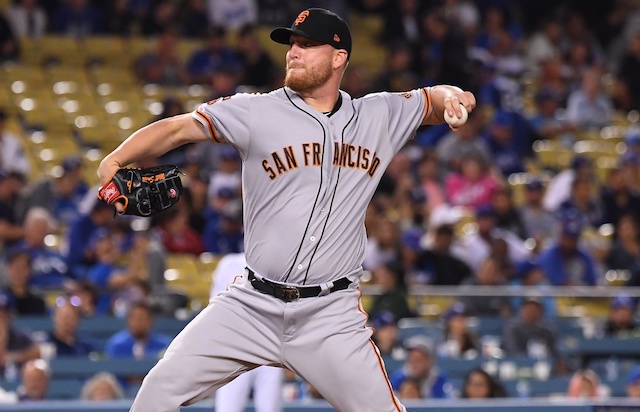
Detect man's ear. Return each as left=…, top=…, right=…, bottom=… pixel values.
left=333, top=50, right=348, bottom=70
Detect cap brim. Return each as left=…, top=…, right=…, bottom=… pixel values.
left=270, top=27, right=294, bottom=45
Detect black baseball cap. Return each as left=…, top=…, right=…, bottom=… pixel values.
left=270, top=8, right=352, bottom=59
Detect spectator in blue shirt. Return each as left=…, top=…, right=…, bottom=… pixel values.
left=45, top=297, right=94, bottom=358
left=187, top=26, right=241, bottom=85
left=87, top=229, right=150, bottom=315
left=484, top=110, right=525, bottom=177
left=50, top=0, right=104, bottom=37
left=390, top=335, right=449, bottom=399
left=105, top=301, right=170, bottom=359
left=65, top=197, right=116, bottom=279
left=536, top=219, right=598, bottom=286
left=203, top=199, right=244, bottom=254
left=11, top=208, right=69, bottom=288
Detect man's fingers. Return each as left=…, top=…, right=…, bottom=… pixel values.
left=115, top=202, right=125, bottom=214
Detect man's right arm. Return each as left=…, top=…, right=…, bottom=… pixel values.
left=98, top=114, right=209, bottom=187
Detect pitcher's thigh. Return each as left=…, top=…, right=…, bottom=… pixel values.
left=291, top=334, right=405, bottom=412
left=130, top=298, right=280, bottom=412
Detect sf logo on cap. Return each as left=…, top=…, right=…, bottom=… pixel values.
left=295, top=10, right=309, bottom=26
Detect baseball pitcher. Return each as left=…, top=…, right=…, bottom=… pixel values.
left=98, top=8, right=476, bottom=412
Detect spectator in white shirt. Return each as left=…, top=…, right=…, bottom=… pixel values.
left=0, top=110, right=30, bottom=177
left=6, top=0, right=47, bottom=38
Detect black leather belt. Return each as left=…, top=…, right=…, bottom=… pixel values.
left=247, top=268, right=352, bottom=302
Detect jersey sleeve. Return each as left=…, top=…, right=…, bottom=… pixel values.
left=381, top=87, right=433, bottom=153
left=191, top=93, right=252, bottom=151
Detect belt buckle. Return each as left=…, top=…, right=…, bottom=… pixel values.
left=278, top=286, right=300, bottom=302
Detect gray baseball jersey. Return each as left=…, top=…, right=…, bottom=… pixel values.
left=193, top=87, right=432, bottom=285
left=129, top=87, right=432, bottom=412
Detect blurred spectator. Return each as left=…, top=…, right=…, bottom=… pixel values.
left=11, top=208, right=69, bottom=288
left=256, top=0, right=290, bottom=26
left=603, top=295, right=639, bottom=338
left=87, top=230, right=150, bottom=315
left=363, top=217, right=402, bottom=272
left=43, top=296, right=94, bottom=357
left=536, top=55, right=570, bottom=105
left=155, top=96, right=192, bottom=167
left=567, top=369, right=606, bottom=399
left=484, top=111, right=526, bottom=177
left=0, top=109, right=30, bottom=176
left=615, top=29, right=640, bottom=111
left=460, top=256, right=513, bottom=317
left=445, top=154, right=500, bottom=209
left=528, top=87, right=577, bottom=143
left=141, top=0, right=178, bottom=36
left=203, top=199, right=244, bottom=254
left=371, top=42, right=419, bottom=92
left=103, top=0, right=136, bottom=36
left=565, top=39, right=602, bottom=93
left=525, top=17, right=564, bottom=69
left=557, top=176, right=603, bottom=229
left=510, top=260, right=556, bottom=318
left=178, top=0, right=209, bottom=38
left=66, top=280, right=99, bottom=318
left=492, top=186, right=527, bottom=240
left=544, top=155, right=594, bottom=212
left=606, top=214, right=640, bottom=271
left=50, top=0, right=104, bottom=37
left=151, top=205, right=204, bottom=256
left=519, top=179, right=557, bottom=246
left=600, top=167, right=640, bottom=227
left=16, top=359, right=49, bottom=401
left=209, top=65, right=241, bottom=101
left=181, top=167, right=209, bottom=234
left=0, top=171, right=27, bottom=249
left=6, top=0, right=47, bottom=38
left=206, top=0, right=257, bottom=31
left=187, top=26, right=241, bottom=86
left=105, top=301, right=171, bottom=359
left=134, top=27, right=189, bottom=86
left=0, top=14, right=19, bottom=63
left=565, top=68, right=614, bottom=130
left=371, top=312, right=405, bottom=361
left=80, top=372, right=124, bottom=401
left=412, top=224, right=472, bottom=286
left=416, top=151, right=446, bottom=213
left=16, top=155, right=88, bottom=226
left=341, top=65, right=370, bottom=99
left=627, top=366, right=640, bottom=398
left=367, top=262, right=414, bottom=321
left=460, top=367, right=506, bottom=398
left=438, top=303, right=478, bottom=359
left=65, top=196, right=116, bottom=279
left=376, top=150, right=412, bottom=207
left=397, top=378, right=422, bottom=400
left=208, top=146, right=241, bottom=200
left=436, top=112, right=488, bottom=171
left=389, top=335, right=449, bottom=399
left=502, top=297, right=558, bottom=359
left=442, top=0, right=480, bottom=41
left=2, top=249, right=46, bottom=316
left=0, top=293, right=40, bottom=375
left=236, top=24, right=280, bottom=90
left=418, top=7, right=472, bottom=88
left=382, top=0, right=422, bottom=46
left=536, top=219, right=598, bottom=286
left=452, top=205, right=530, bottom=272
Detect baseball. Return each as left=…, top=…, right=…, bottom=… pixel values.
left=444, top=104, right=468, bottom=127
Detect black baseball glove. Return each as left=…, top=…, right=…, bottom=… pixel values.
left=98, top=165, right=183, bottom=217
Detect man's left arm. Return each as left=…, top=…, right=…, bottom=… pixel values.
left=422, top=85, right=476, bottom=127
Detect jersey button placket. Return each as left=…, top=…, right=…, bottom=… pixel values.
left=310, top=236, right=316, bottom=242
left=297, top=264, right=303, bottom=270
